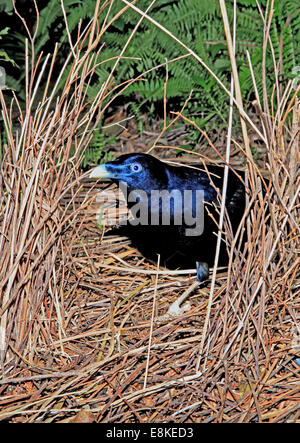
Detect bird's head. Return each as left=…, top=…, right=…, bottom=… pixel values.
left=89, top=153, right=169, bottom=192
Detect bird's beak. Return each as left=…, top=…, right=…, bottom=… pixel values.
left=89, top=164, right=111, bottom=179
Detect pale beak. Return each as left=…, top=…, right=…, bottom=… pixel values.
left=89, top=164, right=111, bottom=179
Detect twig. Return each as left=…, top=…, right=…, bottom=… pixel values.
left=144, top=255, right=160, bottom=389
left=196, top=0, right=237, bottom=372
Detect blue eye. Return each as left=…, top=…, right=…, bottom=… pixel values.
left=130, top=163, right=142, bottom=172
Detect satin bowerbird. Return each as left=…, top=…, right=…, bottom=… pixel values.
left=89, top=153, right=246, bottom=286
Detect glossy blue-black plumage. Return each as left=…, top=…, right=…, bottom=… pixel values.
left=91, top=153, right=246, bottom=282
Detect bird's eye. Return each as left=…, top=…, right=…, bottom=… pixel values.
left=130, top=163, right=142, bottom=173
